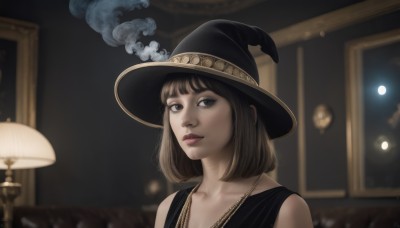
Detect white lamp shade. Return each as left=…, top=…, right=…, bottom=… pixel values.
left=0, top=122, right=56, bottom=169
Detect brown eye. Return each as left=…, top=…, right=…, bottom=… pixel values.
left=168, top=104, right=182, bottom=112
left=198, top=98, right=216, bottom=107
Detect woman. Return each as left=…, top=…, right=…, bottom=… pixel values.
left=115, top=19, right=313, bottom=227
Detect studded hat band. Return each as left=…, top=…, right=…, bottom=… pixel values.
left=168, top=52, right=258, bottom=86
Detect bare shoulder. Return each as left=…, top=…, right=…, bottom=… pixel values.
left=154, top=192, right=178, bottom=228
left=274, top=194, right=313, bottom=228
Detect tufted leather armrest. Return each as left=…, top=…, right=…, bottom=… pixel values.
left=310, top=206, right=400, bottom=228
left=11, top=206, right=156, bottom=228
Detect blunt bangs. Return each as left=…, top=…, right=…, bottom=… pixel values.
left=161, top=75, right=210, bottom=104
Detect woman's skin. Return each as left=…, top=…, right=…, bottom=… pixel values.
left=155, top=89, right=313, bottom=228
left=167, top=90, right=233, bottom=162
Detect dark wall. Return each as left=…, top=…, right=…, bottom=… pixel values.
left=31, top=3, right=172, bottom=208
left=0, top=0, right=172, bottom=207
left=293, top=11, right=400, bottom=207
left=0, top=0, right=398, bottom=209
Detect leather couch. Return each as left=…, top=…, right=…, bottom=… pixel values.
left=11, top=206, right=157, bottom=228
left=6, top=205, right=400, bottom=228
left=310, top=206, right=400, bottom=228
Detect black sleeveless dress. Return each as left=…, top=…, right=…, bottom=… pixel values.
left=164, top=186, right=296, bottom=228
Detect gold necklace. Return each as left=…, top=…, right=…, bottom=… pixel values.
left=175, top=174, right=262, bottom=228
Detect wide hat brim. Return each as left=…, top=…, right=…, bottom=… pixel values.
left=114, top=60, right=297, bottom=139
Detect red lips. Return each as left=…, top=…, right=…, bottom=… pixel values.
left=183, top=133, right=204, bottom=145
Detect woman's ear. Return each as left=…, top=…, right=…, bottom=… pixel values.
left=250, top=105, right=258, bottom=124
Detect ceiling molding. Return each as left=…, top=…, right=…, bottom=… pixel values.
left=250, top=0, right=400, bottom=56
left=155, top=0, right=400, bottom=55
left=151, top=0, right=263, bottom=15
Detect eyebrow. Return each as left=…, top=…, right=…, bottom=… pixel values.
left=166, top=89, right=211, bottom=99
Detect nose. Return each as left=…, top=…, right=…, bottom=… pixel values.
left=181, top=106, right=198, bottom=128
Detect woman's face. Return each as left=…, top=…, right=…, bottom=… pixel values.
left=166, top=89, right=233, bottom=160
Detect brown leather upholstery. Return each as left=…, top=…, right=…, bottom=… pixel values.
left=7, top=205, right=400, bottom=228
left=310, top=206, right=400, bottom=228
left=12, top=206, right=156, bottom=228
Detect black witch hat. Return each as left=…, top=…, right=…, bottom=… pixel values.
left=114, top=19, right=296, bottom=139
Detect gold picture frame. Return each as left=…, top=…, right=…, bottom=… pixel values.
left=346, top=28, right=400, bottom=197
left=0, top=17, right=39, bottom=205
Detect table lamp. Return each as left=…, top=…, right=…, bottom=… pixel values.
left=0, top=120, right=56, bottom=228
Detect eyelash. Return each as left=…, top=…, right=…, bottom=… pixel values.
left=167, top=104, right=182, bottom=112
left=167, top=98, right=216, bottom=112
left=198, top=98, right=216, bottom=107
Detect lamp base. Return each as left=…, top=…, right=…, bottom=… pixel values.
left=0, top=181, right=21, bottom=228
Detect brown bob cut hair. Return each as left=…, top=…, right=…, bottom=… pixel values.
left=158, top=74, right=276, bottom=183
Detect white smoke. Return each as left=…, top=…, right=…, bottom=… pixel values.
left=69, top=0, right=169, bottom=61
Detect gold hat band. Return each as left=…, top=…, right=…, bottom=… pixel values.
left=168, top=52, right=258, bottom=86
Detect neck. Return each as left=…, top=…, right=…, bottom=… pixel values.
left=202, top=158, right=228, bottom=177
left=198, top=146, right=261, bottom=195
left=198, top=169, right=264, bottom=197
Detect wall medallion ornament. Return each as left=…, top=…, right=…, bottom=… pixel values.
left=312, top=104, right=333, bottom=134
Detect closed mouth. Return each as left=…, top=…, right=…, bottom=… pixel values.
left=182, top=134, right=204, bottom=145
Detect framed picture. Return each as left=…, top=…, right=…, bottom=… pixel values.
left=346, top=28, right=400, bottom=197
left=0, top=17, right=38, bottom=125
left=0, top=17, right=39, bottom=205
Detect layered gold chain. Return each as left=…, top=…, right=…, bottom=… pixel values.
left=175, top=174, right=262, bottom=228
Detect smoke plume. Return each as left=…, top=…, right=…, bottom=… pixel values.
left=69, top=0, right=169, bottom=61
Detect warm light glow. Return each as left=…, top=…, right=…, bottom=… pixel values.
left=375, top=135, right=392, bottom=154
left=377, top=85, right=387, bottom=95
left=381, top=141, right=389, bottom=151
left=0, top=121, right=56, bottom=169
